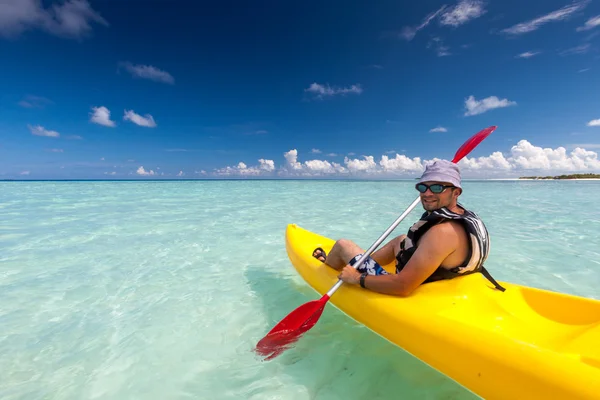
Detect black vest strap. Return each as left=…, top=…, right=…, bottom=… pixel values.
left=481, top=266, right=506, bottom=292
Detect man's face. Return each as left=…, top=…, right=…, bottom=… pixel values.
left=417, top=181, right=460, bottom=211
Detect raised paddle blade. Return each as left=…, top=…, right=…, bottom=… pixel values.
left=452, top=126, right=496, bottom=163
left=255, top=295, right=329, bottom=359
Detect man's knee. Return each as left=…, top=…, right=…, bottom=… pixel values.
left=335, top=238, right=356, bottom=249
left=334, top=238, right=363, bottom=261
left=392, top=234, right=406, bottom=253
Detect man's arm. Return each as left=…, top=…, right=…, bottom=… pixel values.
left=338, top=222, right=459, bottom=296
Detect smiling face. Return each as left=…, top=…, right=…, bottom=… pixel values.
left=417, top=181, right=462, bottom=211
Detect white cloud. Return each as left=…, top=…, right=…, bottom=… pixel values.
left=284, top=149, right=303, bottom=170
left=503, top=140, right=600, bottom=171
left=559, top=43, right=591, bottom=56
left=501, top=0, right=589, bottom=35
left=18, top=95, right=52, bottom=108
left=304, top=159, right=346, bottom=174
left=123, top=110, right=157, bottom=127
left=458, top=151, right=513, bottom=171
left=215, top=160, right=276, bottom=176
left=28, top=124, right=60, bottom=137
left=464, top=95, right=517, bottom=116
left=211, top=141, right=600, bottom=179
left=305, top=83, right=363, bottom=99
left=576, top=15, right=600, bottom=31
left=259, top=159, right=275, bottom=171
left=516, top=51, right=541, bottom=58
left=136, top=166, right=155, bottom=176
left=430, top=126, right=448, bottom=132
left=379, top=154, right=424, bottom=173
left=399, top=0, right=485, bottom=41
left=311, top=148, right=322, bottom=154
left=400, top=5, right=448, bottom=40
left=45, top=148, right=63, bottom=152
left=0, top=0, right=108, bottom=39
left=177, top=171, right=184, bottom=177
left=427, top=37, right=451, bottom=57
left=20, top=171, right=30, bottom=175
left=439, top=0, right=486, bottom=27
left=587, top=119, right=600, bottom=126
left=344, top=156, right=378, bottom=173
left=119, top=62, right=175, bottom=84
left=90, top=106, right=116, bottom=127
left=104, top=171, right=116, bottom=175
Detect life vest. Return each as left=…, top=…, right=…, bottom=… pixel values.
left=395, top=204, right=505, bottom=291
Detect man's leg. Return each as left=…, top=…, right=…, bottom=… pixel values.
left=313, top=234, right=406, bottom=271
left=370, top=234, right=406, bottom=265
left=313, top=238, right=364, bottom=270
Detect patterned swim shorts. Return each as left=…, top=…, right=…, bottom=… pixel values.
left=348, top=253, right=388, bottom=276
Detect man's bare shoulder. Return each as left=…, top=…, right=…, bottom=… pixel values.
left=421, top=220, right=465, bottom=249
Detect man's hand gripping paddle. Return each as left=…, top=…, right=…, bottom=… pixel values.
left=255, top=126, right=497, bottom=360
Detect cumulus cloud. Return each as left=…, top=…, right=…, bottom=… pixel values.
left=587, top=119, right=600, bottom=126
left=211, top=141, right=600, bottom=179
left=214, top=159, right=277, bottom=176
left=0, top=0, right=108, bottom=39
left=430, top=126, right=448, bottom=132
left=379, top=154, right=424, bottom=173
left=284, top=149, right=303, bottom=170
left=505, top=140, right=600, bottom=171
left=304, top=83, right=363, bottom=99
left=119, top=62, right=175, bottom=84
left=464, top=95, right=517, bottom=116
left=501, top=0, right=589, bottom=36
left=90, top=106, right=116, bottom=127
left=28, top=124, right=60, bottom=137
left=123, top=110, right=157, bottom=127
left=136, top=166, right=155, bottom=176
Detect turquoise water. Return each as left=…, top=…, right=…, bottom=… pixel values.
left=1, top=180, right=599, bottom=399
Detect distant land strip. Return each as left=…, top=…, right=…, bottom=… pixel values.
left=519, top=173, right=600, bottom=180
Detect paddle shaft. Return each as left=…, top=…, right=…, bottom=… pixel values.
left=325, top=196, right=421, bottom=297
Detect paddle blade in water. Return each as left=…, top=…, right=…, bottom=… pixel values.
left=255, top=295, right=329, bottom=360
left=452, top=126, right=496, bottom=163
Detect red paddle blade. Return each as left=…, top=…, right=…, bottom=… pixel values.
left=255, top=295, right=329, bottom=360
left=452, top=126, right=496, bottom=163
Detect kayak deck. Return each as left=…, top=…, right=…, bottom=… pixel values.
left=285, top=223, right=600, bottom=400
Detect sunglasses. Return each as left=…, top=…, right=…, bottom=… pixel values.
left=415, top=183, right=456, bottom=194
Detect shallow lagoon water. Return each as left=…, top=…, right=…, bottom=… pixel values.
left=1, top=180, right=599, bottom=399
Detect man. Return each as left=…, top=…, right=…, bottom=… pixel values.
left=312, top=159, right=505, bottom=296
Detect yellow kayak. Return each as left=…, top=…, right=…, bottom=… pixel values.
left=285, top=223, right=600, bottom=400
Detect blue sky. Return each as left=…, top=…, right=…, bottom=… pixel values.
left=2, top=0, right=600, bottom=179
